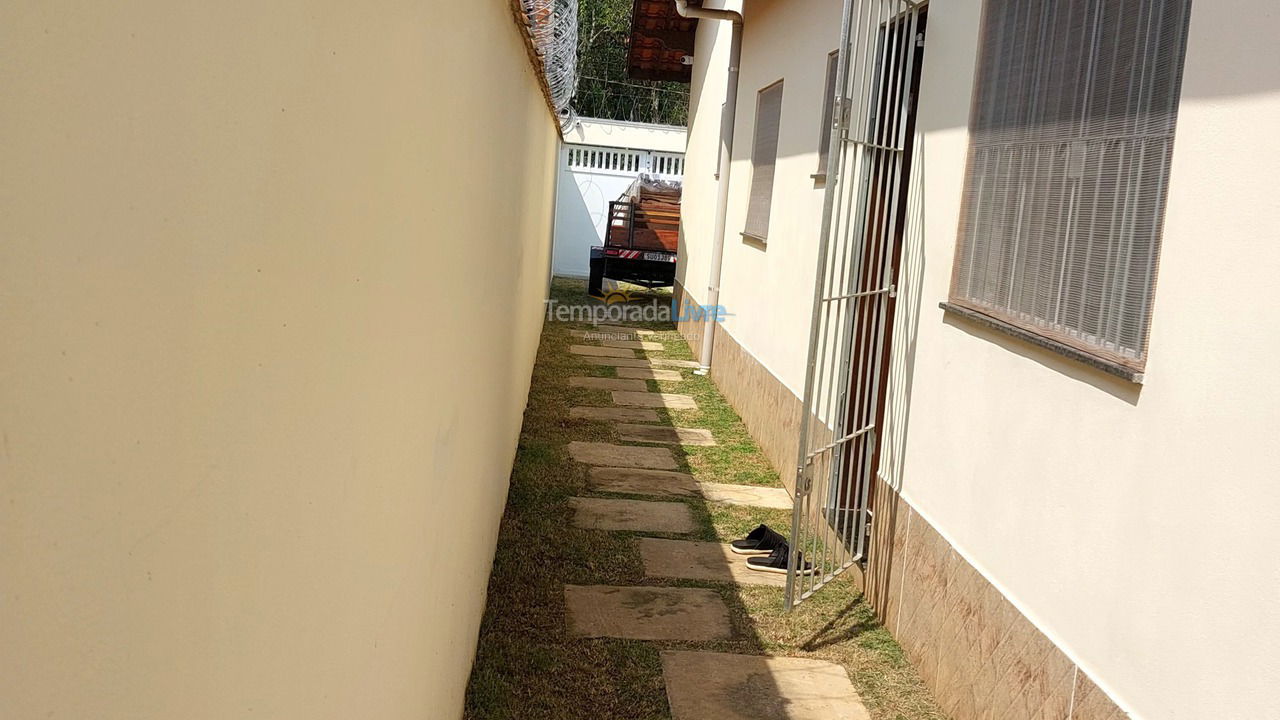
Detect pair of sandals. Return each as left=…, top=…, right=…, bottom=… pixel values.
left=731, top=524, right=814, bottom=575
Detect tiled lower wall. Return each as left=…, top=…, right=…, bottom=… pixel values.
left=674, top=282, right=1127, bottom=720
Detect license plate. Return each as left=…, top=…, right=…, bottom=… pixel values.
left=644, top=252, right=672, bottom=262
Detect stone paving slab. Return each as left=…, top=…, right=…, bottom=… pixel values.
left=661, top=651, right=868, bottom=720
left=616, top=367, right=684, bottom=381
left=565, top=586, right=731, bottom=641
left=603, top=339, right=666, bottom=351
left=638, top=538, right=787, bottom=587
left=568, top=441, right=678, bottom=470
left=569, top=329, right=639, bottom=341
left=617, top=424, right=716, bottom=446
left=588, top=468, right=793, bottom=509
left=569, top=376, right=649, bottom=392
left=581, top=356, right=661, bottom=369
left=569, top=497, right=696, bottom=533
left=596, top=324, right=656, bottom=335
left=570, top=344, right=636, bottom=358
left=698, top=482, right=792, bottom=509
left=613, top=391, right=698, bottom=410
left=652, top=358, right=701, bottom=368
left=570, top=406, right=661, bottom=423
left=589, top=467, right=699, bottom=496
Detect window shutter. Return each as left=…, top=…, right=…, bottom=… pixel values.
left=745, top=81, right=784, bottom=239
left=949, top=0, right=1193, bottom=369
left=817, top=52, right=839, bottom=173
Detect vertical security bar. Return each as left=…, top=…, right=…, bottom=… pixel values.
left=786, top=0, right=924, bottom=610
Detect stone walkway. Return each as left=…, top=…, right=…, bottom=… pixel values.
left=558, top=323, right=868, bottom=720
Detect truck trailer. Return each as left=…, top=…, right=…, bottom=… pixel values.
left=588, top=175, right=680, bottom=298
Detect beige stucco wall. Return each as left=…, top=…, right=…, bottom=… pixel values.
left=0, top=2, right=558, bottom=719
left=686, top=0, right=839, bottom=394
left=676, top=2, right=738, bottom=304
left=682, top=0, right=1280, bottom=717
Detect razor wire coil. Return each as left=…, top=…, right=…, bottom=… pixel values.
left=522, top=0, right=580, bottom=131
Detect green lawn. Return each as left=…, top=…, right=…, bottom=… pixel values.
left=464, top=277, right=945, bottom=720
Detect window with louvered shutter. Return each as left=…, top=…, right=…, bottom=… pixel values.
left=817, top=52, right=839, bottom=175
left=948, top=0, right=1193, bottom=372
left=745, top=81, right=783, bottom=240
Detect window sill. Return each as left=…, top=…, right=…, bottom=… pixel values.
left=811, top=172, right=827, bottom=184
left=740, top=231, right=768, bottom=243
left=939, top=302, right=1145, bottom=384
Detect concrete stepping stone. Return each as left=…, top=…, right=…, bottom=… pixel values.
left=638, top=538, right=787, bottom=587
left=595, top=324, right=656, bottom=335
left=652, top=358, right=701, bottom=368
left=603, top=339, right=666, bottom=351
left=589, top=467, right=699, bottom=496
left=616, top=367, right=684, bottom=381
left=570, top=406, right=660, bottom=423
left=613, top=391, right=698, bottom=410
left=661, top=651, right=868, bottom=720
left=566, top=586, right=730, bottom=641
left=581, top=356, right=661, bottom=369
left=569, top=329, right=638, bottom=341
left=570, top=344, right=636, bottom=358
left=588, top=468, right=793, bottom=509
left=568, top=441, right=678, bottom=470
left=617, top=424, right=716, bottom=446
left=698, top=482, right=792, bottom=509
left=569, top=376, right=649, bottom=392
left=569, top=497, right=695, bottom=533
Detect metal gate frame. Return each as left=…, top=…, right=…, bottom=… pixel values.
left=785, top=0, right=926, bottom=609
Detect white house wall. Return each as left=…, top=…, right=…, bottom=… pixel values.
left=902, top=1, right=1280, bottom=717
left=678, top=0, right=1280, bottom=717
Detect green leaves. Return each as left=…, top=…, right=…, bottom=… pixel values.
left=574, top=0, right=690, bottom=125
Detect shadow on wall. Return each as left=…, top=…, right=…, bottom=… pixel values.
left=940, top=314, right=1142, bottom=405
left=860, top=125, right=926, bottom=619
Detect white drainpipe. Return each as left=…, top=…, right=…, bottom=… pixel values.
left=674, top=0, right=743, bottom=375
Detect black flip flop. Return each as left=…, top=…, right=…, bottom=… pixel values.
left=730, top=524, right=787, bottom=555
left=746, top=543, right=815, bottom=575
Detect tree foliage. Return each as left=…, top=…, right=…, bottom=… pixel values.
left=573, top=0, right=690, bottom=126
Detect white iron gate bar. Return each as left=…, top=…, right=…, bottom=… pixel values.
left=785, top=0, right=925, bottom=609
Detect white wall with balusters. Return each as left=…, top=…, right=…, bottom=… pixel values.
left=553, top=119, right=686, bottom=277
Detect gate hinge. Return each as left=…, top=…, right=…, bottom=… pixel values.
left=836, top=97, right=851, bottom=132
left=795, top=465, right=812, bottom=494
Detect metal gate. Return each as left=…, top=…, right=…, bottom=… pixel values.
left=785, top=0, right=926, bottom=608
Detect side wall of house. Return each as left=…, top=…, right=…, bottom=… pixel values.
left=0, top=2, right=558, bottom=719
left=680, top=0, right=1280, bottom=718
left=676, top=4, right=735, bottom=307
left=895, top=1, right=1280, bottom=717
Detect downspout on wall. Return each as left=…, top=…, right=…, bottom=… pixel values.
left=674, top=0, right=743, bottom=375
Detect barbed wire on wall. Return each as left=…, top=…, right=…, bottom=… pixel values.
left=573, top=74, right=689, bottom=126
left=570, top=0, right=690, bottom=127
left=523, top=0, right=580, bottom=130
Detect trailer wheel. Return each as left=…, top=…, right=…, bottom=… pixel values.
left=588, top=255, right=604, bottom=298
